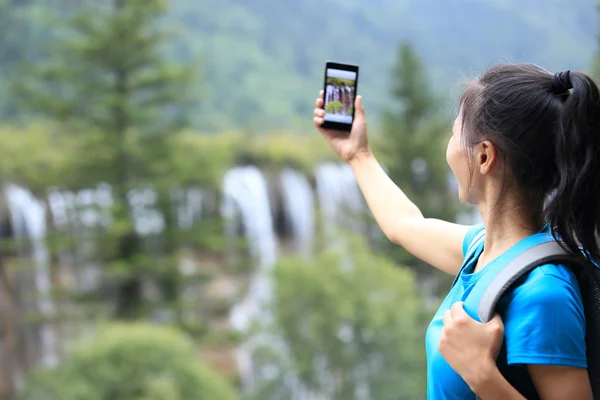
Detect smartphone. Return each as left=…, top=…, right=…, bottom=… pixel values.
left=321, top=61, right=359, bottom=132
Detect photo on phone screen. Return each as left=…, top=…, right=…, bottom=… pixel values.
left=321, top=62, right=359, bottom=131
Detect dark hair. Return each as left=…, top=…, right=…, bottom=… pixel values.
left=459, top=63, right=600, bottom=266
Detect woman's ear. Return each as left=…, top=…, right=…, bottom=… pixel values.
left=475, top=140, right=498, bottom=176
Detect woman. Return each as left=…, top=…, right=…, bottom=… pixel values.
left=313, top=63, right=600, bottom=399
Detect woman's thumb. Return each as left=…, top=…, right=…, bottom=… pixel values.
left=354, top=95, right=365, bottom=120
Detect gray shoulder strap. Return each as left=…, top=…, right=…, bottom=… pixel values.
left=477, top=241, right=580, bottom=323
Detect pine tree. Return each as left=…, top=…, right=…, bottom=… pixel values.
left=372, top=42, right=462, bottom=283
left=16, top=0, right=196, bottom=319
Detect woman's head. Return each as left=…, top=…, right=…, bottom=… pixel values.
left=448, top=62, right=600, bottom=262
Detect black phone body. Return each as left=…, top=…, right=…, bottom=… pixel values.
left=321, top=62, right=359, bottom=132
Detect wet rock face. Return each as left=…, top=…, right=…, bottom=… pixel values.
left=0, top=194, right=15, bottom=255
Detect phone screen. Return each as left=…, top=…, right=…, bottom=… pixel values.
left=323, top=67, right=358, bottom=125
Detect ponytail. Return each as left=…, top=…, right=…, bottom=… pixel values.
left=546, top=71, right=600, bottom=264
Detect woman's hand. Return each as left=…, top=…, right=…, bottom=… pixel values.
left=439, top=302, right=505, bottom=392
left=313, top=91, right=371, bottom=163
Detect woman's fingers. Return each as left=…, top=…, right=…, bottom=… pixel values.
left=314, top=90, right=325, bottom=128
left=443, top=309, right=452, bottom=327
left=315, top=90, right=324, bottom=107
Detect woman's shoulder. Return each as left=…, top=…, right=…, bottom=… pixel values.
left=530, top=263, right=579, bottom=284
left=506, top=262, right=583, bottom=309
left=501, top=262, right=587, bottom=367
left=462, top=224, right=485, bottom=256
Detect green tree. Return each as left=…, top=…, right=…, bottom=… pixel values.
left=250, top=234, right=428, bottom=400
left=15, top=0, right=196, bottom=319
left=372, top=42, right=463, bottom=282
left=18, top=323, right=238, bottom=400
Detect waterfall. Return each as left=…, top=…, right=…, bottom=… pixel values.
left=221, top=166, right=277, bottom=278
left=95, top=183, right=114, bottom=227
left=326, top=85, right=334, bottom=103
left=220, top=166, right=277, bottom=389
left=172, top=187, right=203, bottom=230
left=47, top=190, right=70, bottom=228
left=129, top=187, right=164, bottom=236
left=75, top=189, right=102, bottom=228
left=315, top=162, right=365, bottom=237
left=48, top=185, right=115, bottom=292
left=280, top=168, right=315, bottom=257
left=5, top=185, right=57, bottom=368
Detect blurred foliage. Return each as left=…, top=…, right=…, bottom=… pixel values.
left=0, top=127, right=338, bottom=191
left=18, top=323, right=238, bottom=400
left=325, top=101, right=343, bottom=114
left=10, top=0, right=197, bottom=320
left=1, top=0, right=597, bottom=130
left=248, top=234, right=428, bottom=400
left=325, top=78, right=355, bottom=87
left=241, top=132, right=338, bottom=174
left=0, top=124, right=81, bottom=194
left=165, top=0, right=595, bottom=131
left=173, top=131, right=243, bottom=189
left=375, top=43, right=458, bottom=219
left=371, top=43, right=463, bottom=292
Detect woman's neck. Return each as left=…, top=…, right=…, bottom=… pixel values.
left=475, top=196, right=544, bottom=272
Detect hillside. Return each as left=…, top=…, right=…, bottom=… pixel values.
left=1, top=0, right=598, bottom=131
left=167, top=0, right=598, bottom=131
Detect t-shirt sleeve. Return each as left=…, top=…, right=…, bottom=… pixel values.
left=502, top=266, right=587, bottom=368
left=462, top=224, right=485, bottom=256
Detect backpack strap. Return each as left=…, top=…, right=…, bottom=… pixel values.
left=477, top=240, right=582, bottom=323
left=473, top=240, right=585, bottom=400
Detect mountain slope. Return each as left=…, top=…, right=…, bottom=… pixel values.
left=167, top=0, right=597, bottom=131
left=1, top=0, right=596, bottom=130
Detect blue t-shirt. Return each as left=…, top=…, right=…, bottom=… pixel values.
left=425, top=224, right=587, bottom=399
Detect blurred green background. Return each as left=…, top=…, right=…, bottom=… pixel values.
left=0, top=0, right=597, bottom=399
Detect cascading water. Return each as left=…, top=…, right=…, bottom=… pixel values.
left=315, top=162, right=365, bottom=237
left=326, top=85, right=334, bottom=103
left=5, top=185, right=57, bottom=369
left=279, top=168, right=315, bottom=257
left=313, top=163, right=372, bottom=398
left=47, top=185, right=115, bottom=292
left=171, top=187, right=205, bottom=324
left=47, top=184, right=205, bottom=326
left=173, top=188, right=204, bottom=230
left=129, top=187, right=164, bottom=236
left=0, top=158, right=379, bottom=399
left=5, top=160, right=371, bottom=397
left=221, top=165, right=278, bottom=389
left=221, top=166, right=277, bottom=291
